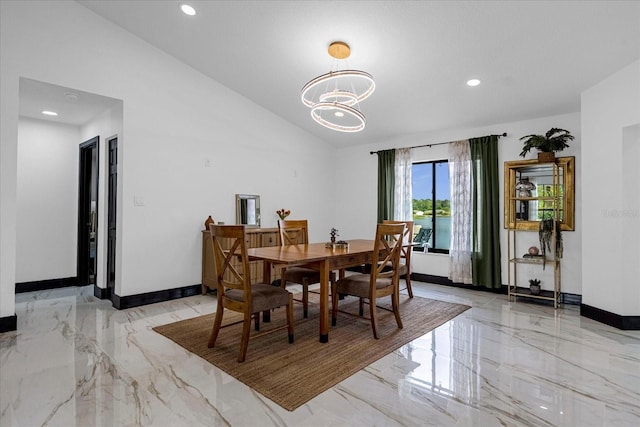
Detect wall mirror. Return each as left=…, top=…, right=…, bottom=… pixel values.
left=504, top=156, right=575, bottom=231
left=236, top=194, right=261, bottom=227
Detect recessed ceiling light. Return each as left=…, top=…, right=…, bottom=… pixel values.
left=467, top=79, right=481, bottom=87
left=42, top=110, right=58, bottom=116
left=181, top=4, right=196, bottom=16
left=334, top=111, right=345, bottom=117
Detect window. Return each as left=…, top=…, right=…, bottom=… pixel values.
left=412, top=160, right=450, bottom=253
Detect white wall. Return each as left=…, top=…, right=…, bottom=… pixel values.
left=1, top=0, right=336, bottom=318
left=16, top=118, right=80, bottom=283
left=335, top=112, right=583, bottom=294
left=581, top=60, right=640, bottom=315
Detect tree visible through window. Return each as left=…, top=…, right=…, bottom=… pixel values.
left=412, top=160, right=450, bottom=253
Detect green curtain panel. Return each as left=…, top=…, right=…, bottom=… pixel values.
left=470, top=136, right=502, bottom=289
left=377, top=149, right=395, bottom=223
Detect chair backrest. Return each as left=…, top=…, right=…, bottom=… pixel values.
left=383, top=220, right=414, bottom=265
left=277, top=219, right=310, bottom=246
left=209, top=224, right=252, bottom=301
left=371, top=223, right=405, bottom=283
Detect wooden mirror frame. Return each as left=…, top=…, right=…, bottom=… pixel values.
left=504, top=156, right=575, bottom=231
left=235, top=194, right=261, bottom=227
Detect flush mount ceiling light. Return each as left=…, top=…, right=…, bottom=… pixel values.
left=467, top=78, right=481, bottom=87
left=301, top=41, right=375, bottom=133
left=41, top=110, right=58, bottom=116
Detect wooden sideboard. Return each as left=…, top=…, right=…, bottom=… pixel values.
left=201, top=227, right=280, bottom=294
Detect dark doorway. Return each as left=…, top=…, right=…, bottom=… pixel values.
left=106, top=136, right=118, bottom=299
left=77, top=136, right=99, bottom=286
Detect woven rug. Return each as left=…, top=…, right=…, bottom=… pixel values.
left=153, top=294, right=470, bottom=411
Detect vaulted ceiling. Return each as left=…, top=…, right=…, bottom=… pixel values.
left=23, top=1, right=640, bottom=147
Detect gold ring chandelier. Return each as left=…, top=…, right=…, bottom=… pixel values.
left=301, top=42, right=375, bottom=133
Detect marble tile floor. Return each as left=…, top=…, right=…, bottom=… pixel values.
left=1, top=282, right=639, bottom=427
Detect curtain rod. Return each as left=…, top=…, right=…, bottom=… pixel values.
left=369, top=132, right=507, bottom=155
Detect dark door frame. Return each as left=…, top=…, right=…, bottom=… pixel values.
left=77, top=136, right=99, bottom=286
left=106, top=136, right=118, bottom=300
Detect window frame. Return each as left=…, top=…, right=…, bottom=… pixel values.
left=412, top=159, right=450, bottom=255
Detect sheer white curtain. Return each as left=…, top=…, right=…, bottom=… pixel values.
left=448, top=140, right=473, bottom=284
left=393, top=147, right=413, bottom=220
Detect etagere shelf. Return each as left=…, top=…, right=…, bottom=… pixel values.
left=506, top=160, right=562, bottom=308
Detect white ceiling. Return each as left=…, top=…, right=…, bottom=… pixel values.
left=19, top=78, right=122, bottom=127
left=23, top=1, right=640, bottom=146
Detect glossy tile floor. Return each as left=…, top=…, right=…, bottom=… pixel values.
left=1, top=282, right=639, bottom=427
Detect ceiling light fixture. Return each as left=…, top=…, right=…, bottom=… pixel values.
left=301, top=41, right=375, bottom=133
left=467, top=78, right=481, bottom=87
left=180, top=4, right=196, bottom=16
left=42, top=110, right=58, bottom=116
left=64, top=92, right=79, bottom=101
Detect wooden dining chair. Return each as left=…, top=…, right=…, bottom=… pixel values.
left=331, top=223, right=405, bottom=339
left=277, top=219, right=328, bottom=318
left=208, top=224, right=294, bottom=362
left=383, top=220, right=414, bottom=298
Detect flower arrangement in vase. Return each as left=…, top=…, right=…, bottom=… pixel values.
left=276, top=208, right=291, bottom=220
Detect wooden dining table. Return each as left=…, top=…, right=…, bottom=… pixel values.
left=247, top=239, right=376, bottom=343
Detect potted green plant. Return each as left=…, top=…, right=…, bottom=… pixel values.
left=529, top=278, right=541, bottom=295
left=519, top=128, right=574, bottom=162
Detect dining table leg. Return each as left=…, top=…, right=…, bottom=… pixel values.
left=319, top=260, right=330, bottom=343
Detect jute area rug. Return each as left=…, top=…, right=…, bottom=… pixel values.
left=153, top=294, right=470, bottom=411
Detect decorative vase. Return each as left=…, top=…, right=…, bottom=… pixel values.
left=530, top=284, right=541, bottom=295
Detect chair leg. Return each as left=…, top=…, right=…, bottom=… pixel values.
left=254, top=313, right=260, bottom=331
left=208, top=301, right=224, bottom=348
left=238, top=312, right=252, bottom=362
left=369, top=295, right=379, bottom=339
left=405, top=273, right=414, bottom=298
left=302, top=277, right=309, bottom=318
left=287, top=293, right=294, bottom=343
left=392, top=291, right=403, bottom=330
left=331, top=279, right=338, bottom=326
left=358, top=297, right=364, bottom=317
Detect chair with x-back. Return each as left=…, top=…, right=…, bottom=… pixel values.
left=331, top=222, right=405, bottom=339
left=208, top=224, right=294, bottom=362
left=382, top=220, right=414, bottom=298
left=277, top=219, right=329, bottom=318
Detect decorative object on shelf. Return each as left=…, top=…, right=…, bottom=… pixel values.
left=539, top=219, right=563, bottom=269
left=515, top=177, right=536, bottom=197
left=529, top=278, right=541, bottom=295
left=519, top=128, right=574, bottom=162
left=528, top=246, right=540, bottom=256
left=276, top=208, right=291, bottom=220
left=326, top=228, right=349, bottom=249
left=204, top=215, right=215, bottom=229
left=300, top=41, right=375, bottom=133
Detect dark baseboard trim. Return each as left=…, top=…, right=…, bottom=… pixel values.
left=15, top=277, right=78, bottom=293
left=411, top=273, right=505, bottom=294
left=0, top=314, right=17, bottom=333
left=581, top=304, right=640, bottom=330
left=112, top=284, right=202, bottom=310
left=411, top=273, right=582, bottom=305
left=94, top=285, right=112, bottom=300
